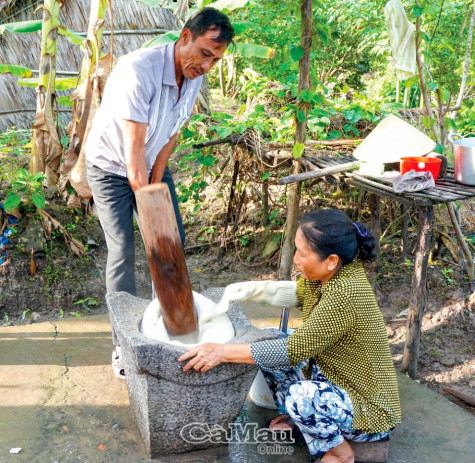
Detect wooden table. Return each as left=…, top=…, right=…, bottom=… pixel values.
left=303, top=153, right=475, bottom=378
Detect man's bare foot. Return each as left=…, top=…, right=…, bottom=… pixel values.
left=320, top=439, right=354, bottom=463
left=266, top=414, right=296, bottom=431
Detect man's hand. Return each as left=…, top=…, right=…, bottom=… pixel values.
left=123, top=120, right=148, bottom=191
left=179, top=343, right=225, bottom=372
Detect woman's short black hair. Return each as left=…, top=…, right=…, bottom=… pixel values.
left=183, top=7, right=235, bottom=44
left=299, top=209, right=377, bottom=265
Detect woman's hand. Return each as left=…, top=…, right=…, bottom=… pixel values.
left=178, top=343, right=225, bottom=372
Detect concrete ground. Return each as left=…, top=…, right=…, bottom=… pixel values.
left=0, top=304, right=474, bottom=463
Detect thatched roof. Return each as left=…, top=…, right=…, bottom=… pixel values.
left=0, top=0, right=179, bottom=132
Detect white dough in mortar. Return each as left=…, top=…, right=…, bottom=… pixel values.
left=141, top=291, right=235, bottom=346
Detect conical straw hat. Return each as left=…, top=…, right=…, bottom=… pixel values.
left=353, top=114, right=436, bottom=163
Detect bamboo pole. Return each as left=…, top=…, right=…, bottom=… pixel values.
left=279, top=161, right=360, bottom=185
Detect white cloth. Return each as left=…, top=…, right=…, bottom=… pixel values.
left=384, top=0, right=416, bottom=80
left=216, top=280, right=298, bottom=316
left=85, top=42, right=203, bottom=177
left=392, top=169, right=435, bottom=193
left=141, top=291, right=234, bottom=346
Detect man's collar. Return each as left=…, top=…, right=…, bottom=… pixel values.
left=163, top=42, right=179, bottom=86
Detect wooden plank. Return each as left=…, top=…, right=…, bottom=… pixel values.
left=407, top=188, right=464, bottom=202
left=135, top=183, right=197, bottom=336
left=442, top=385, right=475, bottom=407
left=304, top=155, right=472, bottom=203
left=401, top=205, right=434, bottom=378
left=345, top=178, right=419, bottom=206
left=415, top=190, right=463, bottom=201
left=312, top=158, right=457, bottom=201
left=433, top=186, right=475, bottom=197
left=347, top=173, right=436, bottom=206
left=435, top=180, right=475, bottom=196
left=348, top=440, right=390, bottom=463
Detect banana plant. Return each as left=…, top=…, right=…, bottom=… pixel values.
left=0, top=3, right=110, bottom=201
left=61, top=0, right=112, bottom=201
left=0, top=20, right=83, bottom=90
left=30, top=0, right=63, bottom=187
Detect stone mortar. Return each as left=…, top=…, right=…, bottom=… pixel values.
left=106, top=287, right=277, bottom=458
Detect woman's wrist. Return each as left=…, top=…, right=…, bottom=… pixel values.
left=222, top=343, right=254, bottom=364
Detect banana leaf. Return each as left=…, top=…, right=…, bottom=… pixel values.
left=142, top=30, right=181, bottom=48
left=0, top=64, right=33, bottom=78
left=230, top=43, right=275, bottom=59
left=0, top=20, right=42, bottom=35
left=18, top=77, right=77, bottom=90
left=0, top=20, right=85, bottom=49
left=142, top=31, right=274, bottom=60
left=133, top=0, right=163, bottom=6
left=58, top=26, right=85, bottom=49
left=209, top=0, right=251, bottom=11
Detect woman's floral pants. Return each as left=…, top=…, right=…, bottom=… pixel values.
left=262, top=362, right=392, bottom=457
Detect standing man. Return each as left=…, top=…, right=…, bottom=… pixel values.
left=86, top=8, right=234, bottom=297
left=85, top=8, right=233, bottom=378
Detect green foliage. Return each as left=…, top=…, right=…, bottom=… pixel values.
left=18, top=77, right=77, bottom=90
left=141, top=27, right=275, bottom=59
left=174, top=69, right=395, bottom=210
left=0, top=64, right=33, bottom=78
left=142, top=30, right=181, bottom=48
left=73, top=296, right=101, bottom=313
left=4, top=169, right=46, bottom=212
left=21, top=308, right=31, bottom=322
left=292, top=143, right=305, bottom=159
left=440, top=267, right=454, bottom=285
left=232, top=0, right=388, bottom=89
left=0, top=20, right=42, bottom=34
left=0, top=127, right=31, bottom=157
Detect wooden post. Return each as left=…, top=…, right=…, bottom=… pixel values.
left=401, top=204, right=409, bottom=261
left=401, top=204, right=434, bottom=378
left=368, top=194, right=381, bottom=272
left=135, top=183, right=197, bottom=336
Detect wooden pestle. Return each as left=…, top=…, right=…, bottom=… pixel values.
left=135, top=183, right=197, bottom=335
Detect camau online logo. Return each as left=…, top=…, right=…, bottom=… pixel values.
left=180, top=422, right=295, bottom=455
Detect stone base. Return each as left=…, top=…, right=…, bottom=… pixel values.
left=106, top=288, right=276, bottom=458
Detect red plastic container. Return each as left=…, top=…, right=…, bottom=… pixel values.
left=400, top=156, right=442, bottom=181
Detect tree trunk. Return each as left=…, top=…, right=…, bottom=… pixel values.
left=414, top=0, right=438, bottom=140
left=453, top=0, right=475, bottom=115
left=279, top=0, right=312, bottom=280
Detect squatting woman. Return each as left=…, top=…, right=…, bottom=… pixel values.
left=179, top=208, right=401, bottom=463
